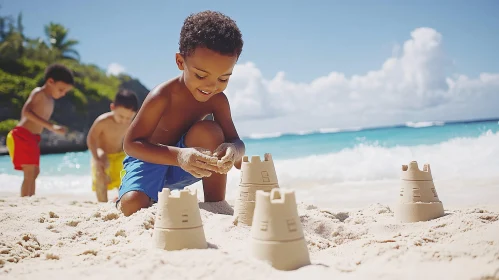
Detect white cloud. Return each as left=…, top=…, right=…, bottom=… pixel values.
left=106, top=63, right=126, bottom=76
left=224, top=28, right=499, bottom=136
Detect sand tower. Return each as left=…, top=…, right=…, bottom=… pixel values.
left=395, top=161, right=445, bottom=223
left=152, top=188, right=208, bottom=250
left=233, top=153, right=279, bottom=226
left=250, top=188, right=310, bottom=271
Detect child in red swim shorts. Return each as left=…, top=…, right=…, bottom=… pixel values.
left=6, top=64, right=74, bottom=197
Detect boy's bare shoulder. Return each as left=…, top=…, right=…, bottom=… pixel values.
left=28, top=87, right=48, bottom=101
left=30, top=87, right=43, bottom=95
left=146, top=78, right=180, bottom=101
left=92, top=112, right=115, bottom=126
left=22, top=87, right=52, bottom=114
left=209, top=92, right=230, bottom=109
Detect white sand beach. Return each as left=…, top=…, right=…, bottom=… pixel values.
left=1, top=178, right=498, bottom=280
left=1, top=2, right=498, bottom=279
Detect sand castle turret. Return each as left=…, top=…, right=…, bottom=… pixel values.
left=395, top=161, right=445, bottom=223
left=233, top=153, right=279, bottom=226
left=250, top=188, right=310, bottom=270
left=153, top=188, right=208, bottom=250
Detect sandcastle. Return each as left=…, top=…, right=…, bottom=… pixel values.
left=250, top=188, right=311, bottom=271
left=395, top=161, right=445, bottom=223
left=152, top=188, right=208, bottom=251
left=233, top=153, right=279, bottom=226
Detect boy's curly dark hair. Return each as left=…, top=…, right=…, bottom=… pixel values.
left=44, top=63, right=74, bottom=85
left=179, top=10, right=243, bottom=58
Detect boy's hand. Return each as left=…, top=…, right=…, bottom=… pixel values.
left=51, top=124, right=67, bottom=135
left=96, top=153, right=109, bottom=170
left=213, top=143, right=243, bottom=174
left=177, top=147, right=220, bottom=178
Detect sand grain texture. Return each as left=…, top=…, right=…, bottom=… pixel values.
left=0, top=195, right=498, bottom=280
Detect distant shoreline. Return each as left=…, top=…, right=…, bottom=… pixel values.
left=243, top=117, right=499, bottom=140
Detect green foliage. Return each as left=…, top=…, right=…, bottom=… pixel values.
left=18, top=57, right=48, bottom=78
left=0, top=119, right=18, bottom=135
left=0, top=69, right=38, bottom=110
left=0, top=10, right=128, bottom=124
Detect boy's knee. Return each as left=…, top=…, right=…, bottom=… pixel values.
left=185, top=120, right=224, bottom=150
left=22, top=165, right=38, bottom=179
left=118, top=191, right=151, bottom=217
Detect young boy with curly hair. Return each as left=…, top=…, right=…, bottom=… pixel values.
left=117, top=10, right=246, bottom=216
left=6, top=63, right=74, bottom=197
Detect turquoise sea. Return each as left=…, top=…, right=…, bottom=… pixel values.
left=1, top=119, right=498, bottom=200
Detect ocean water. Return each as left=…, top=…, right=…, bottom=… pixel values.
left=1, top=119, right=498, bottom=206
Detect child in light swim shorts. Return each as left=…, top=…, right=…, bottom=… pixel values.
left=86, top=89, right=138, bottom=202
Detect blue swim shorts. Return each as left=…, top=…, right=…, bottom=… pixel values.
left=117, top=134, right=201, bottom=203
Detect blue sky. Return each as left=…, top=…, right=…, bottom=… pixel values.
left=3, top=0, right=498, bottom=89
left=2, top=0, right=499, bottom=135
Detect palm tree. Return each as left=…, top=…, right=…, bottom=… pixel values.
left=44, top=22, right=80, bottom=61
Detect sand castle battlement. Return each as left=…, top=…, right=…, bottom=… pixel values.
left=243, top=153, right=274, bottom=164
left=251, top=189, right=303, bottom=241
left=401, top=161, right=433, bottom=181
left=157, top=188, right=198, bottom=201
left=155, top=188, right=202, bottom=229
left=240, top=153, right=278, bottom=186
left=256, top=188, right=296, bottom=204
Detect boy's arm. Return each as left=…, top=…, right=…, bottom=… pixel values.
left=123, top=85, right=180, bottom=165
left=22, top=91, right=61, bottom=133
left=86, top=116, right=105, bottom=162
left=212, top=93, right=245, bottom=169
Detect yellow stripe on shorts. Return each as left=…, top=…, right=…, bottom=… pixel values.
left=6, top=131, right=15, bottom=161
